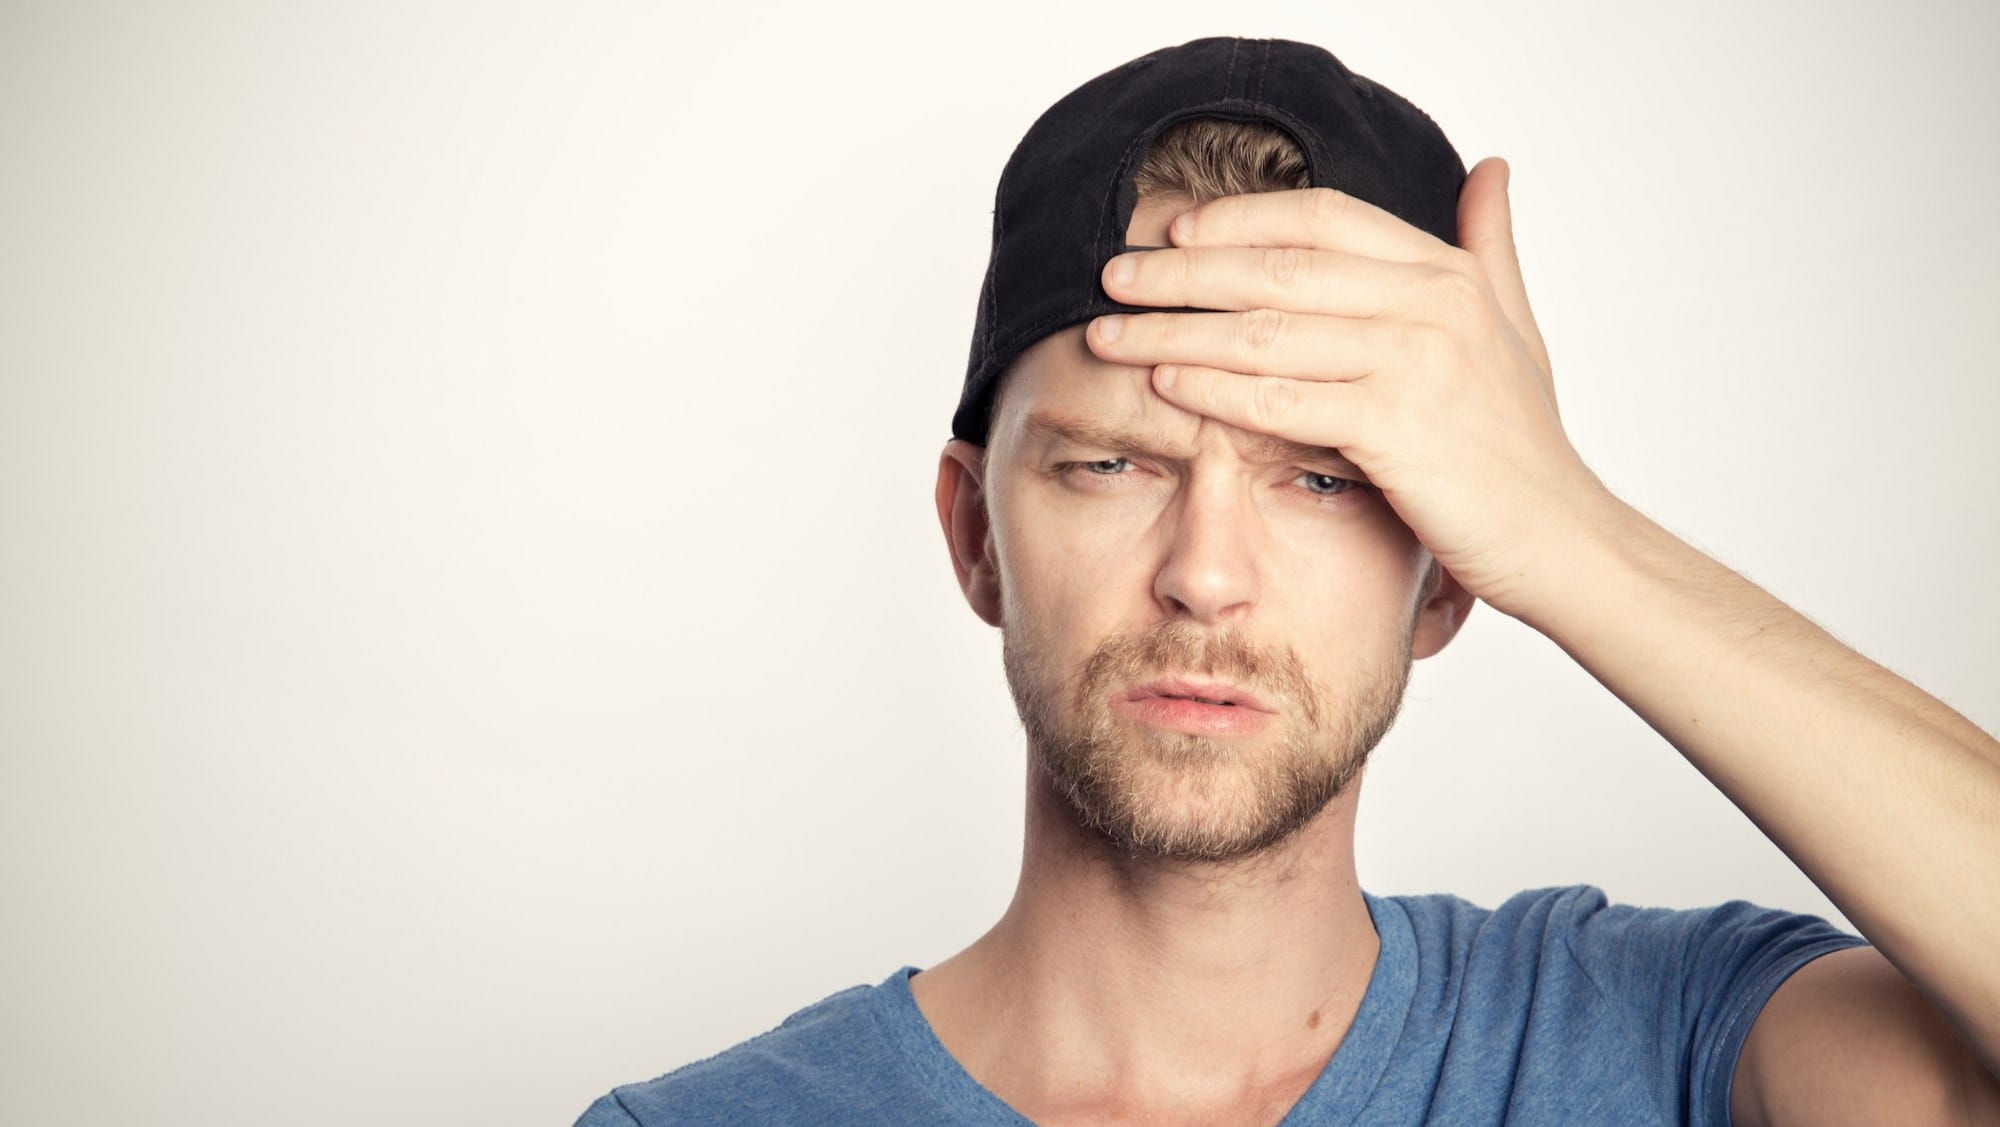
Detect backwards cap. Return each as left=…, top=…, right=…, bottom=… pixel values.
left=952, top=36, right=1467, bottom=446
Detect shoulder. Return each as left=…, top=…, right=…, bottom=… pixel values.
left=1524, top=883, right=1868, bottom=991
left=1370, top=881, right=1606, bottom=956
left=1381, top=881, right=1857, bottom=958
left=1370, top=883, right=1626, bottom=990
left=1366, top=884, right=1868, bottom=1124
left=1364, top=883, right=1626, bottom=1022
left=573, top=977, right=900, bottom=1127
left=1374, top=881, right=1865, bottom=1020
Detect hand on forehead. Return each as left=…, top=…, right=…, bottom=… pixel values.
left=997, top=321, right=1364, bottom=479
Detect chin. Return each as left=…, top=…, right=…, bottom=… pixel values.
left=1044, top=723, right=1359, bottom=866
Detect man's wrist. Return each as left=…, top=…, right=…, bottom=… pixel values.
left=1499, top=484, right=1654, bottom=641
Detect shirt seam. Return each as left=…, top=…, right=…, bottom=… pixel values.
left=1699, top=935, right=1872, bottom=1127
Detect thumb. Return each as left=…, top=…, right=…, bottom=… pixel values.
left=1458, top=157, right=1552, bottom=380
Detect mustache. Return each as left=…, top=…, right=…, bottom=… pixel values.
left=1072, top=620, right=1325, bottom=731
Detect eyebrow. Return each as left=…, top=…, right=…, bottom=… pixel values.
left=1022, top=408, right=1367, bottom=478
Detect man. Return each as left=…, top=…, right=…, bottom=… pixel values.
left=577, top=37, right=2000, bottom=1126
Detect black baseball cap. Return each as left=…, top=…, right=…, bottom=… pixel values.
left=952, top=36, right=1468, bottom=447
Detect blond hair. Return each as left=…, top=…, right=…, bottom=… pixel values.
left=1132, top=116, right=1310, bottom=204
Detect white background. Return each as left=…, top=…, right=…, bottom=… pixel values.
left=3, top=1, right=1996, bottom=1123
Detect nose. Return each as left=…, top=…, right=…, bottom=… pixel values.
left=1153, top=470, right=1262, bottom=624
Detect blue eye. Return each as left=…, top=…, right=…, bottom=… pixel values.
left=1298, top=471, right=1359, bottom=496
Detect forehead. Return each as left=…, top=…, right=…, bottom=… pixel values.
left=997, top=326, right=1364, bottom=474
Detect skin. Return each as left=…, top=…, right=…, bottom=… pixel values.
left=922, top=159, right=2000, bottom=1124
left=921, top=194, right=1477, bottom=1124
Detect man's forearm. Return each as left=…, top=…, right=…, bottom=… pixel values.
left=1514, top=491, right=2000, bottom=1074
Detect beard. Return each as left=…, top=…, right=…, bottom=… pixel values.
left=1002, top=613, right=1415, bottom=867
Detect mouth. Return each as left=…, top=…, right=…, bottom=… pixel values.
left=1121, top=677, right=1273, bottom=714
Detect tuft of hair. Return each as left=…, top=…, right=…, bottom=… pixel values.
left=980, top=118, right=1311, bottom=448
left=1131, top=116, right=1310, bottom=205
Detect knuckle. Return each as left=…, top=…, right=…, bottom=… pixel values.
left=1251, top=378, right=1297, bottom=426
left=1421, top=267, right=1485, bottom=315
left=1303, top=186, right=1349, bottom=227
left=1238, top=307, right=1287, bottom=354
left=1261, top=245, right=1308, bottom=289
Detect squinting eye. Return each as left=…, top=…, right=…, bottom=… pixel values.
left=1055, top=458, right=1135, bottom=479
left=1057, top=460, right=1365, bottom=502
left=1298, top=471, right=1361, bottom=496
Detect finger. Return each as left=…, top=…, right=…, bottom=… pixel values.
left=1457, top=157, right=1552, bottom=379
left=1103, top=244, right=1434, bottom=319
left=1170, top=187, right=1451, bottom=265
left=1151, top=364, right=1373, bottom=452
left=1088, top=308, right=1401, bottom=383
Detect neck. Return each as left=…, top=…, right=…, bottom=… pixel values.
left=910, top=759, right=1380, bottom=1117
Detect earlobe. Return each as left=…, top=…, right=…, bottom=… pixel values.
left=935, top=440, right=1003, bottom=627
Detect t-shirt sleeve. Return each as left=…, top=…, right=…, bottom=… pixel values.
left=1550, top=884, right=1871, bottom=1127
left=572, top=1093, right=642, bottom=1127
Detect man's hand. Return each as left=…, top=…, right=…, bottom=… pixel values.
left=1084, top=157, right=1609, bottom=623
left=1091, top=158, right=2000, bottom=1122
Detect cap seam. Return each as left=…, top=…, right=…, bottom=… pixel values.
left=983, top=192, right=1004, bottom=371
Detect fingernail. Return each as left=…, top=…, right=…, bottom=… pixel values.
left=1096, top=315, right=1123, bottom=342
left=1107, top=254, right=1136, bottom=287
left=1156, top=365, right=1177, bottom=390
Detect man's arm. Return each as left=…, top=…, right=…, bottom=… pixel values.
left=1731, top=946, right=2000, bottom=1127
left=1518, top=490, right=2000, bottom=1124
left=1084, top=168, right=1998, bottom=1121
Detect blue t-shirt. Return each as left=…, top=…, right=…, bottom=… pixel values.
left=575, top=883, right=1868, bottom=1125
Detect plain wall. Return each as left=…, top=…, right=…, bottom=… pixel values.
left=3, top=1, right=1995, bottom=1123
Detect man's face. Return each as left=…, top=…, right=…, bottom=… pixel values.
left=971, top=198, right=1439, bottom=866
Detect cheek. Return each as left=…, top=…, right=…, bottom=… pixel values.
left=1286, top=500, right=1430, bottom=606
left=1253, top=518, right=1427, bottom=656
left=1000, top=520, right=1142, bottom=630
left=991, top=491, right=1149, bottom=643
left=993, top=474, right=1149, bottom=576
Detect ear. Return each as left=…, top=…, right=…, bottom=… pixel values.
left=1411, top=558, right=1478, bottom=660
left=935, top=439, right=1003, bottom=627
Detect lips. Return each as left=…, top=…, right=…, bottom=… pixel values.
left=1122, top=677, right=1273, bottom=714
